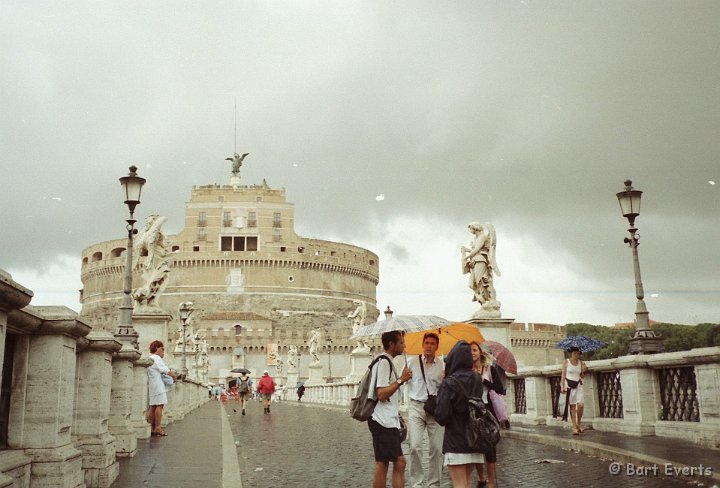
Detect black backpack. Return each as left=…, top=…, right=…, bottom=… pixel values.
left=238, top=378, right=249, bottom=394
left=455, top=376, right=501, bottom=453
left=350, top=355, right=394, bottom=421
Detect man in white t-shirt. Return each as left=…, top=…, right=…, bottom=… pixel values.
left=368, top=330, right=412, bottom=488
left=406, top=332, right=444, bottom=487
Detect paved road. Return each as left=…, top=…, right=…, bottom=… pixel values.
left=227, top=400, right=710, bottom=487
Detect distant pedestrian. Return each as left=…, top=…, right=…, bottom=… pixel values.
left=406, top=332, right=444, bottom=488
left=297, top=384, right=305, bottom=402
left=435, top=341, right=488, bottom=488
left=147, top=340, right=175, bottom=437
left=561, top=347, right=587, bottom=435
left=368, top=330, right=412, bottom=488
left=257, top=371, right=276, bottom=414
left=237, top=373, right=252, bottom=415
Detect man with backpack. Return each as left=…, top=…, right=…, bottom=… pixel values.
left=368, top=330, right=413, bottom=488
left=237, top=373, right=252, bottom=415
left=257, top=371, right=276, bottom=415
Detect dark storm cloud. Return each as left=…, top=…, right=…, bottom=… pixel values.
left=1, top=1, right=718, bottom=321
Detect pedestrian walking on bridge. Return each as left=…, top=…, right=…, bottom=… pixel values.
left=368, top=330, right=412, bottom=488
left=257, top=371, right=276, bottom=414
left=406, top=332, right=444, bottom=487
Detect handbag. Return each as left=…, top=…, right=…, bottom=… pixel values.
left=488, top=390, right=509, bottom=422
left=399, top=416, right=408, bottom=443
left=419, top=356, right=437, bottom=416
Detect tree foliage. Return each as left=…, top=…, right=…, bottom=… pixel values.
left=564, top=322, right=720, bottom=360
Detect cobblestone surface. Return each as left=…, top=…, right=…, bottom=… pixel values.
left=229, top=400, right=711, bottom=487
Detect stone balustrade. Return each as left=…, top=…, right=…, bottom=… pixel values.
left=299, top=346, right=720, bottom=450
left=0, top=270, right=209, bottom=488
left=507, top=347, right=720, bottom=448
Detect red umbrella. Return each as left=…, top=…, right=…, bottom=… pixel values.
left=483, top=340, right=517, bottom=374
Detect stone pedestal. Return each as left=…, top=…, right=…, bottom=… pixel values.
left=109, top=346, right=141, bottom=457
left=614, top=355, right=657, bottom=436
left=465, top=317, right=514, bottom=348
left=345, top=350, right=373, bottom=383
left=73, top=331, right=122, bottom=488
left=131, top=356, right=153, bottom=440
left=131, top=311, right=172, bottom=360
left=285, top=366, right=299, bottom=393
left=306, top=363, right=324, bottom=385
left=520, top=370, right=550, bottom=424
left=8, top=308, right=91, bottom=488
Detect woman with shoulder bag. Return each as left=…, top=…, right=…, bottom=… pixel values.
left=435, top=341, right=494, bottom=488
left=469, top=341, right=499, bottom=488
left=561, top=347, right=588, bottom=435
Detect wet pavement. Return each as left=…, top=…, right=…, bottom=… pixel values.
left=113, top=399, right=720, bottom=487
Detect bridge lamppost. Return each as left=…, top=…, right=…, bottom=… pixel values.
left=178, top=302, right=194, bottom=376
left=325, top=330, right=333, bottom=383
left=616, top=180, right=663, bottom=354
left=116, top=165, right=146, bottom=349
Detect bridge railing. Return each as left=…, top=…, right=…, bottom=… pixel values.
left=0, top=270, right=209, bottom=488
left=506, top=347, right=720, bottom=448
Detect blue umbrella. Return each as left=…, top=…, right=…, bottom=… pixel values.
left=556, top=336, right=607, bottom=353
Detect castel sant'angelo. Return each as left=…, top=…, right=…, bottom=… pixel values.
left=79, top=154, right=381, bottom=383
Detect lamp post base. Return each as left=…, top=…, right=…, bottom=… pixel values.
left=628, top=330, right=664, bottom=354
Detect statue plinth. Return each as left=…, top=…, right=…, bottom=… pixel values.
left=345, top=349, right=373, bottom=383
left=131, top=310, right=172, bottom=358
left=465, top=317, right=514, bottom=349
left=306, top=363, right=324, bottom=385
left=285, top=366, right=299, bottom=393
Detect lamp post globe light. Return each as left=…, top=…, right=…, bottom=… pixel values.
left=116, top=165, right=146, bottom=348
left=616, top=180, right=663, bottom=354
left=178, top=301, right=194, bottom=376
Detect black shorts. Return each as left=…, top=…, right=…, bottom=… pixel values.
left=368, top=418, right=403, bottom=462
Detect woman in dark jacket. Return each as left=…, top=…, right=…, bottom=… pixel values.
left=435, top=340, right=488, bottom=488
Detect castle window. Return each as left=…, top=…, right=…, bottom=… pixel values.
left=247, top=212, right=257, bottom=227
left=234, top=324, right=242, bottom=336
left=197, top=212, right=207, bottom=227
left=273, top=231, right=282, bottom=242
left=82, top=257, right=88, bottom=265
left=221, top=236, right=259, bottom=252
left=369, top=259, right=375, bottom=266
left=197, top=228, right=207, bottom=241
left=193, top=245, right=200, bottom=252
left=222, top=211, right=232, bottom=227
left=92, top=252, right=103, bottom=262
left=280, top=246, right=286, bottom=252
left=273, top=212, right=282, bottom=228
left=110, top=247, right=124, bottom=258
left=172, top=245, right=180, bottom=252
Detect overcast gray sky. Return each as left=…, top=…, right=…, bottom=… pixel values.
left=2, top=1, right=718, bottom=326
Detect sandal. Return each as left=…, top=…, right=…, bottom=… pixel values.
left=572, top=428, right=579, bottom=435
left=151, top=431, right=168, bottom=437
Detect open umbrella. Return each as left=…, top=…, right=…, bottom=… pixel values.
left=556, top=336, right=607, bottom=353
left=482, top=340, right=518, bottom=374
left=404, top=323, right=485, bottom=356
left=230, top=367, right=251, bottom=374
left=350, top=315, right=453, bottom=339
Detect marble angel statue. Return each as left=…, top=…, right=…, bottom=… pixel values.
left=132, top=214, right=173, bottom=309
left=460, top=222, right=502, bottom=317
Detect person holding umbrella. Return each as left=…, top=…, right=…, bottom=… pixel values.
left=561, top=346, right=588, bottom=434
left=237, top=371, right=252, bottom=415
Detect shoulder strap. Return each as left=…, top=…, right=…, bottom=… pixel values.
left=369, top=354, right=395, bottom=382
left=418, top=355, right=431, bottom=395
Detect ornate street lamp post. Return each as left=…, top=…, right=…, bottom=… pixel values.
left=116, top=165, right=146, bottom=348
left=326, top=331, right=333, bottom=383
left=616, top=180, right=663, bottom=354
left=178, top=302, right=194, bottom=376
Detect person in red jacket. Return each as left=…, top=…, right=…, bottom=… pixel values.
left=257, top=370, right=276, bottom=414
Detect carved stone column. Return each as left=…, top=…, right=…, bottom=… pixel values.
left=131, top=356, right=153, bottom=439
left=8, top=306, right=90, bottom=488
left=0, top=270, right=33, bottom=487
left=73, top=331, right=122, bottom=488
left=108, top=347, right=141, bottom=457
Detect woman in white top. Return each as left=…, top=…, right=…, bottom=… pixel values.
left=147, top=340, right=175, bottom=436
left=560, top=347, right=587, bottom=435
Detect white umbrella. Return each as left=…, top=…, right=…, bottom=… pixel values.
left=350, top=315, right=453, bottom=339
